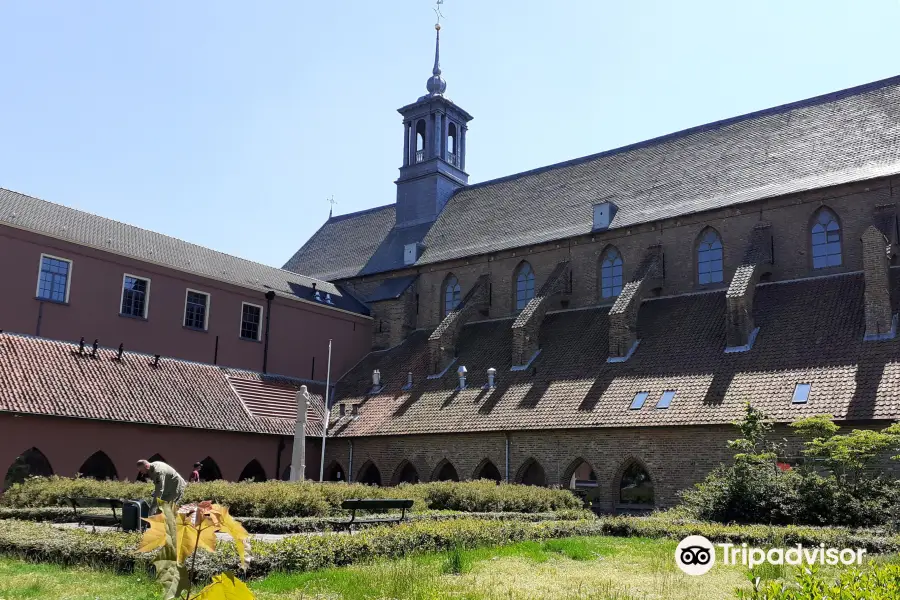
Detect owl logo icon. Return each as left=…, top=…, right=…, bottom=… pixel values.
left=675, top=535, right=716, bottom=575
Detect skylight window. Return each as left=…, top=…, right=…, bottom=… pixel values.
left=629, top=392, right=649, bottom=410
left=656, top=390, right=676, bottom=409
left=792, top=383, right=811, bottom=404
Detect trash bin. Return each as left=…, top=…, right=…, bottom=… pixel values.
left=122, top=499, right=149, bottom=532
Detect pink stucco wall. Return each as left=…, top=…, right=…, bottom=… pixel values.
left=0, top=224, right=372, bottom=380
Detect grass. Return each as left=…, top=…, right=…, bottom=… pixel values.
left=0, top=536, right=894, bottom=600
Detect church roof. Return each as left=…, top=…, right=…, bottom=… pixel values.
left=286, top=75, right=900, bottom=281
left=329, top=271, right=900, bottom=437
left=0, top=188, right=369, bottom=315
left=0, top=332, right=326, bottom=437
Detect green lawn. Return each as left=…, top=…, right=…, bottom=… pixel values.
left=0, top=536, right=892, bottom=600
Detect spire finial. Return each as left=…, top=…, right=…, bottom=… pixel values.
left=326, top=195, right=336, bottom=219
left=425, top=0, right=447, bottom=97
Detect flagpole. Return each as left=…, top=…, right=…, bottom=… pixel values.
left=319, top=339, right=332, bottom=482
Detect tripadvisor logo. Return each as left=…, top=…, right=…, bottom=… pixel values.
left=675, top=535, right=867, bottom=576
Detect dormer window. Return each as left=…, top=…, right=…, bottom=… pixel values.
left=592, top=201, right=617, bottom=231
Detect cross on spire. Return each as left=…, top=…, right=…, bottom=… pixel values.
left=326, top=195, right=337, bottom=218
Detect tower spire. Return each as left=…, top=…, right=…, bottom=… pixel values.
left=425, top=1, right=447, bottom=97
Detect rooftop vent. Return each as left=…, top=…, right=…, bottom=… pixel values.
left=483, top=367, right=497, bottom=390
left=116, top=343, right=124, bottom=361
left=402, top=371, right=413, bottom=391
left=403, top=242, right=425, bottom=266
left=91, top=339, right=99, bottom=358
left=369, top=369, right=384, bottom=395
left=457, top=365, right=468, bottom=390
left=592, top=201, right=617, bottom=231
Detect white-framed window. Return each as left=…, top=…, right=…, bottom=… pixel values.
left=36, top=254, right=72, bottom=303
left=600, top=247, right=624, bottom=298
left=697, top=228, right=724, bottom=284
left=184, top=289, right=210, bottom=330
left=240, top=302, right=263, bottom=341
left=515, top=262, right=535, bottom=311
left=120, top=274, right=150, bottom=318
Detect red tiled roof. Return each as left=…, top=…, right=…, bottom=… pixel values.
left=0, top=334, right=325, bottom=437
left=330, top=272, right=900, bottom=437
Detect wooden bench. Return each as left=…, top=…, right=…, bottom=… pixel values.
left=327, top=499, right=413, bottom=532
left=65, top=497, right=125, bottom=531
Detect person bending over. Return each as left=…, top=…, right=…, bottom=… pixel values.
left=137, top=459, right=186, bottom=513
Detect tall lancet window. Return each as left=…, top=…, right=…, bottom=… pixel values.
left=811, top=208, right=842, bottom=269
left=447, top=122, right=458, bottom=166
left=515, top=262, right=535, bottom=311
left=697, top=228, right=724, bottom=284
left=600, top=247, right=624, bottom=299
left=415, top=120, right=426, bottom=163
left=444, top=275, right=461, bottom=316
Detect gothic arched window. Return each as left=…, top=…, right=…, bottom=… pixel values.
left=600, top=247, right=624, bottom=298
left=444, top=275, right=461, bottom=316
left=415, top=120, right=427, bottom=163
left=697, top=228, right=724, bottom=284
left=514, top=262, right=535, bottom=311
left=811, top=208, right=842, bottom=269
left=619, top=461, right=654, bottom=505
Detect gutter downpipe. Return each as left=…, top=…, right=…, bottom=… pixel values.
left=505, top=432, right=510, bottom=483
left=348, top=440, right=354, bottom=483
left=262, top=290, right=276, bottom=373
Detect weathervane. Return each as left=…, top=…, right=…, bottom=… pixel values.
left=433, top=0, right=445, bottom=26
left=326, top=195, right=337, bottom=218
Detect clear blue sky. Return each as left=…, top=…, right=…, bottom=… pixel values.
left=3, top=1, right=899, bottom=269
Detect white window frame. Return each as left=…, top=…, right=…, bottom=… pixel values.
left=183, top=288, right=211, bottom=330
left=35, top=253, right=73, bottom=303
left=239, top=301, right=264, bottom=341
left=119, top=273, right=151, bottom=319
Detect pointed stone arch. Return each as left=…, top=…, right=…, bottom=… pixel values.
left=391, top=460, right=421, bottom=485
left=514, top=457, right=547, bottom=486
left=197, top=456, right=222, bottom=481
left=322, top=460, right=346, bottom=482
left=472, top=458, right=502, bottom=482
left=561, top=457, right=597, bottom=489
left=431, top=459, right=460, bottom=482
left=3, top=447, right=53, bottom=490
left=78, top=451, right=118, bottom=480
left=357, top=460, right=382, bottom=486
left=238, top=459, right=267, bottom=482
left=614, top=457, right=655, bottom=511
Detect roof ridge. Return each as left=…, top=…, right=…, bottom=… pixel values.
left=0, top=187, right=338, bottom=289
left=455, top=74, right=900, bottom=195
left=326, top=203, right=395, bottom=223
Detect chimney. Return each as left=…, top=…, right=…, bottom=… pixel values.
left=457, top=365, right=467, bottom=390
left=862, top=225, right=896, bottom=340
left=486, top=367, right=496, bottom=389
left=372, top=369, right=381, bottom=387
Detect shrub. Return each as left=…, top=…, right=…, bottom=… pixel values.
left=0, top=477, right=580, bottom=517
left=738, top=563, right=900, bottom=599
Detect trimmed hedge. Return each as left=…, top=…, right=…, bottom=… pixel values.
left=0, top=477, right=581, bottom=517
left=2, top=512, right=899, bottom=580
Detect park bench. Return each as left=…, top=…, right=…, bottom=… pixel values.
left=65, top=497, right=125, bottom=531
left=327, top=499, right=414, bottom=532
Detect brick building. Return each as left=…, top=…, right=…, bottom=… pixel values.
left=283, top=26, right=900, bottom=511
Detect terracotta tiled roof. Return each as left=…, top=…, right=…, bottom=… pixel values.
left=330, top=272, right=900, bottom=437
left=0, top=334, right=325, bottom=437
left=288, top=75, right=900, bottom=280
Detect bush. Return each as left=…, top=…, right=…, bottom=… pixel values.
left=0, top=477, right=580, bottom=517
left=738, top=563, right=900, bottom=599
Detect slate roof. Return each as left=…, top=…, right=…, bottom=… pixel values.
left=0, top=333, right=326, bottom=437
left=0, top=188, right=369, bottom=315
left=329, top=272, right=900, bottom=437
left=367, top=275, right=419, bottom=303
left=287, top=75, right=900, bottom=279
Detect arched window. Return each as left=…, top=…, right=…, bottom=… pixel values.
left=517, top=458, right=547, bottom=486
left=238, top=459, right=267, bottom=483
left=697, top=228, right=724, bottom=284
left=358, top=461, right=382, bottom=486
left=433, top=460, right=460, bottom=482
left=473, top=459, right=502, bottom=482
left=564, top=458, right=597, bottom=489
left=619, top=461, right=654, bottom=505
left=811, top=208, right=842, bottom=269
left=392, top=460, right=420, bottom=485
left=415, top=120, right=427, bottom=163
left=447, top=122, right=458, bottom=166
left=600, top=247, right=624, bottom=299
left=197, top=457, right=222, bottom=481
left=4, top=447, right=53, bottom=490
left=322, top=461, right=346, bottom=482
left=514, top=262, right=535, bottom=311
left=78, top=451, right=118, bottom=480
left=444, top=275, right=461, bottom=316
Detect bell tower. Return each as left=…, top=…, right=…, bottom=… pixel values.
left=395, top=19, right=473, bottom=228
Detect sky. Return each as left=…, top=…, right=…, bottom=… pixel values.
left=2, top=1, right=900, bottom=269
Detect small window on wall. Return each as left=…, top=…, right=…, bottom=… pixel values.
left=36, top=254, right=72, bottom=303
left=120, top=275, right=150, bottom=318
left=240, top=303, right=263, bottom=341
left=184, top=290, right=210, bottom=330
